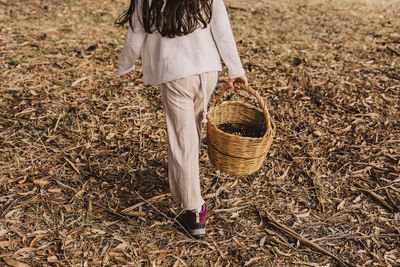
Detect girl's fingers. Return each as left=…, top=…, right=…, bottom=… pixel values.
left=121, top=71, right=133, bottom=79
left=228, top=78, right=234, bottom=89
left=229, top=76, right=248, bottom=89
left=229, top=81, right=234, bottom=89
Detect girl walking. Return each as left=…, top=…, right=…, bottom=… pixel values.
left=117, top=0, right=247, bottom=238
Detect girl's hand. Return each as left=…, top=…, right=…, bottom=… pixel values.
left=228, top=75, right=248, bottom=89
left=121, top=70, right=135, bottom=79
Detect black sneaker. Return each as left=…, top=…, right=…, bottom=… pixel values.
left=184, top=203, right=207, bottom=238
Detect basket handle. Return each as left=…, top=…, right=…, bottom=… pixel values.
left=214, top=83, right=273, bottom=131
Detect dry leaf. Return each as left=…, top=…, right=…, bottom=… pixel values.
left=259, top=236, right=266, bottom=247
left=29, top=234, right=47, bottom=248
left=294, top=211, right=310, bottom=218
left=47, top=256, right=58, bottom=263
left=115, top=256, right=128, bottom=263
left=33, top=179, right=50, bottom=187
left=13, top=247, right=38, bottom=256
left=17, top=187, right=37, bottom=196
left=244, top=256, right=262, bottom=266
left=114, top=242, right=129, bottom=251
left=0, top=229, right=8, bottom=238
left=47, top=187, right=62, bottom=193
left=0, top=241, right=12, bottom=248
left=353, top=195, right=362, bottom=203
left=337, top=199, right=346, bottom=211
left=5, top=210, right=21, bottom=219
left=293, top=261, right=320, bottom=267
left=71, top=76, right=89, bottom=87
left=313, top=130, right=322, bottom=137
left=2, top=257, right=30, bottom=267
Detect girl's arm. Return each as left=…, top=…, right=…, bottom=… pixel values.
left=210, top=0, right=246, bottom=83
left=118, top=2, right=146, bottom=77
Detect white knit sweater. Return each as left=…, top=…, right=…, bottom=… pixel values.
left=118, top=0, right=245, bottom=85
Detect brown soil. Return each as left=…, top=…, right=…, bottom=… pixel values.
left=218, top=123, right=265, bottom=138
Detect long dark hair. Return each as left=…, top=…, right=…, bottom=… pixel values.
left=116, top=0, right=213, bottom=38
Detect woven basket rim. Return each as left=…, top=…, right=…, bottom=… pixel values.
left=206, top=101, right=275, bottom=141
left=208, top=100, right=263, bottom=113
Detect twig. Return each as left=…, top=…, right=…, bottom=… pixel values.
left=125, top=211, right=147, bottom=217
left=376, top=41, right=400, bottom=44
left=232, top=236, right=247, bottom=251
left=281, top=146, right=325, bottom=212
left=173, top=239, right=215, bottom=250
left=133, top=191, right=196, bottom=239
left=256, top=207, right=354, bottom=267
left=386, top=47, right=400, bottom=57
left=212, top=240, right=226, bottom=259
left=55, top=180, right=78, bottom=193
left=312, top=233, right=400, bottom=242
left=227, top=5, right=246, bottom=11
left=350, top=233, right=400, bottom=240
left=213, top=206, right=248, bottom=213
left=172, top=255, right=188, bottom=266
left=53, top=113, right=63, bottom=133
left=63, top=248, right=73, bottom=267
left=92, top=202, right=132, bottom=221
left=318, top=37, right=331, bottom=43
left=381, top=71, right=400, bottom=81
left=372, top=172, right=400, bottom=213
left=354, top=182, right=396, bottom=213
left=383, top=188, right=399, bottom=212
left=1, top=88, right=24, bottom=92
left=63, top=156, right=81, bottom=176
left=121, top=193, right=172, bottom=213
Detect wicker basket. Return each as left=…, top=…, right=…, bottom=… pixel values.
left=206, top=83, right=275, bottom=176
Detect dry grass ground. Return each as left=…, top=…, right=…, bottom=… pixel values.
left=1, top=0, right=399, bottom=266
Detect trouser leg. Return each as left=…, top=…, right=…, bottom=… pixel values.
left=193, top=72, right=219, bottom=143
left=160, top=76, right=204, bottom=210
left=160, top=72, right=218, bottom=210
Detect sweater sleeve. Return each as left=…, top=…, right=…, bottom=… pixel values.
left=118, top=1, right=147, bottom=76
left=210, top=0, right=245, bottom=79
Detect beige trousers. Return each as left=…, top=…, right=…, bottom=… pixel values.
left=160, top=71, right=218, bottom=210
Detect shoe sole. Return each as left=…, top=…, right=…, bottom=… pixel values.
left=189, top=227, right=206, bottom=238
